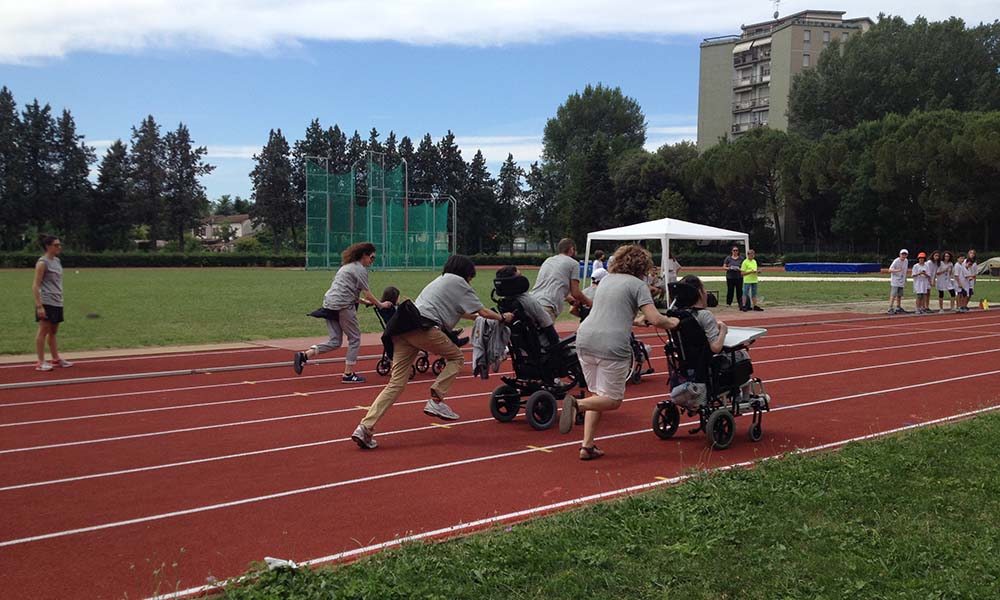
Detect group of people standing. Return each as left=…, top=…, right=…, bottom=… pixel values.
left=889, top=248, right=980, bottom=314
left=723, top=246, right=762, bottom=311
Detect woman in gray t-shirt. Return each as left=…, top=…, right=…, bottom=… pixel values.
left=559, top=245, right=679, bottom=460
left=723, top=246, right=744, bottom=307
left=293, top=242, right=392, bottom=383
left=351, top=255, right=513, bottom=450
left=31, top=235, right=72, bottom=372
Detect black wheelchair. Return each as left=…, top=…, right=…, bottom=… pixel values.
left=488, top=274, right=586, bottom=430
left=651, top=282, right=771, bottom=449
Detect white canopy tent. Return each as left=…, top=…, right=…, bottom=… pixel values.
left=583, top=217, right=750, bottom=302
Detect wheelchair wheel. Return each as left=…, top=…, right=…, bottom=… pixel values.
left=409, top=365, right=416, bottom=380
left=651, top=402, right=680, bottom=440
left=415, top=355, right=430, bottom=373
left=431, top=358, right=446, bottom=375
left=376, top=358, right=391, bottom=376
left=706, top=409, right=735, bottom=449
left=526, top=390, right=557, bottom=431
left=748, top=421, right=763, bottom=442
left=490, top=385, right=521, bottom=423
left=628, top=359, right=643, bottom=384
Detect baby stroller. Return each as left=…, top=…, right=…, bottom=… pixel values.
left=651, top=281, right=771, bottom=449
left=489, top=274, right=586, bottom=430
left=578, top=305, right=654, bottom=385
left=372, top=305, right=470, bottom=379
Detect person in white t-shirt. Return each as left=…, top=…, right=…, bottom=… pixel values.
left=666, top=253, right=681, bottom=284
left=911, top=252, right=931, bottom=313
left=935, top=251, right=956, bottom=312
left=887, top=249, right=909, bottom=314
left=953, top=255, right=972, bottom=313
left=966, top=248, right=978, bottom=301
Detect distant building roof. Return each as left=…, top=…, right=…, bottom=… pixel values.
left=204, top=214, right=251, bottom=225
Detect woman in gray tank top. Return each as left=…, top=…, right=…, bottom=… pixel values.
left=31, top=235, right=73, bottom=372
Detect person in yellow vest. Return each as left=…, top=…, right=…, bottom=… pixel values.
left=740, top=249, right=762, bottom=312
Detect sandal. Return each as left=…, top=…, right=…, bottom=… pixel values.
left=579, top=445, right=604, bottom=461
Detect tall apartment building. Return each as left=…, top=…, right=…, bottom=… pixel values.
left=697, top=10, right=872, bottom=152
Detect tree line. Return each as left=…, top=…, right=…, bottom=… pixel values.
left=0, top=86, right=215, bottom=251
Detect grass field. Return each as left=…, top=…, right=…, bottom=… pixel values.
left=215, top=410, right=1000, bottom=600
left=1, top=267, right=997, bottom=354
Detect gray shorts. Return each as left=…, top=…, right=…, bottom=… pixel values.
left=890, top=286, right=904, bottom=298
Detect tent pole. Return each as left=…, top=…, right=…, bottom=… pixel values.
left=663, top=236, right=670, bottom=305
left=583, top=237, right=593, bottom=287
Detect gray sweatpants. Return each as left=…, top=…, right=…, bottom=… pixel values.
left=312, top=306, right=362, bottom=365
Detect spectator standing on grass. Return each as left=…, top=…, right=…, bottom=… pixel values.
left=912, top=252, right=931, bottom=313
left=936, top=251, right=956, bottom=312
left=31, top=234, right=73, bottom=372
left=530, top=238, right=592, bottom=322
left=723, top=246, right=744, bottom=307
left=953, top=255, right=972, bottom=313
left=967, top=249, right=978, bottom=301
left=293, top=242, right=392, bottom=382
left=351, top=255, right=513, bottom=449
left=591, top=250, right=606, bottom=273
left=887, top=249, right=909, bottom=314
left=559, top=245, right=679, bottom=460
left=666, top=252, right=681, bottom=284
left=740, top=249, right=762, bottom=312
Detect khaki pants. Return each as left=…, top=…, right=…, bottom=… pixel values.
left=542, top=305, right=558, bottom=323
left=361, top=327, right=464, bottom=430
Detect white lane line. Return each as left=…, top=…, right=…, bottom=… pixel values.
left=147, top=401, right=1000, bottom=600
left=5, top=371, right=1000, bottom=549
left=754, top=320, right=1000, bottom=350
left=766, top=347, right=1000, bottom=383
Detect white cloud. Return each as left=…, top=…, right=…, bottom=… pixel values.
left=455, top=135, right=544, bottom=164
left=1, top=1, right=996, bottom=63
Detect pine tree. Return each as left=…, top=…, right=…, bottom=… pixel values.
left=53, top=109, right=95, bottom=246
left=398, top=136, right=415, bottom=184
left=347, top=130, right=367, bottom=200
left=436, top=130, right=466, bottom=199
left=250, top=129, right=295, bottom=253
left=384, top=131, right=399, bottom=170
left=524, top=161, right=562, bottom=252
left=326, top=125, right=349, bottom=173
left=367, top=127, right=383, bottom=156
left=293, top=119, right=329, bottom=231
left=91, top=140, right=133, bottom=251
left=412, top=133, right=440, bottom=193
left=19, top=100, right=58, bottom=234
left=462, top=150, right=497, bottom=253
left=163, top=123, right=214, bottom=250
left=128, top=115, right=166, bottom=249
left=495, top=153, right=524, bottom=254
left=233, top=195, right=252, bottom=214
left=0, top=86, right=23, bottom=249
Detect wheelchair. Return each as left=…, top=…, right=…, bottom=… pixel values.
left=488, top=274, right=587, bottom=430
left=577, top=305, right=654, bottom=385
left=651, top=282, right=771, bottom=449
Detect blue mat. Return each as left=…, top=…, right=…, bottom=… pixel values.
left=785, top=262, right=881, bottom=273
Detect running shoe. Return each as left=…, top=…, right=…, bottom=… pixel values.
left=293, top=352, right=307, bottom=375
left=35, top=362, right=53, bottom=372
left=423, top=399, right=460, bottom=420
left=51, top=358, right=73, bottom=367
left=342, top=372, right=366, bottom=383
left=559, top=396, right=578, bottom=434
left=351, top=424, right=377, bottom=449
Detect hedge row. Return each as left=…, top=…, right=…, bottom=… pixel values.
left=0, top=252, right=305, bottom=268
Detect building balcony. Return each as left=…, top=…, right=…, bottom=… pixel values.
left=732, top=74, right=758, bottom=87
left=732, top=96, right=771, bottom=112
left=731, top=120, right=769, bottom=134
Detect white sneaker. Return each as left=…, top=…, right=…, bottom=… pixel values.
left=53, top=358, right=73, bottom=368
left=351, top=424, right=377, bottom=449
left=423, top=399, right=460, bottom=421
left=35, top=362, right=53, bottom=372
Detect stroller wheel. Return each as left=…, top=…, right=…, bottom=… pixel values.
left=415, top=355, right=430, bottom=373
left=628, top=360, right=643, bottom=384
left=409, top=365, right=416, bottom=380
left=431, top=358, right=446, bottom=375
left=651, top=402, right=680, bottom=440
left=706, top=409, right=735, bottom=450
left=526, top=390, right=557, bottom=431
left=748, top=421, right=763, bottom=442
left=376, top=358, right=391, bottom=376
left=489, top=384, right=521, bottom=423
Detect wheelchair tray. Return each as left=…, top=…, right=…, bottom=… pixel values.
left=723, top=326, right=767, bottom=350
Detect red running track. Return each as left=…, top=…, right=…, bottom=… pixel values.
left=1, top=311, right=1000, bottom=599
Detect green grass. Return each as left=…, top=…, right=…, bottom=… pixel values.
left=1, top=267, right=997, bottom=354
left=215, top=410, right=1000, bottom=600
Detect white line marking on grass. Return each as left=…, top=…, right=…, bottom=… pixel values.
left=5, top=374, right=1000, bottom=550
left=141, top=401, right=1000, bottom=600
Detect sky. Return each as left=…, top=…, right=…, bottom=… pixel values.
left=0, top=0, right=995, bottom=202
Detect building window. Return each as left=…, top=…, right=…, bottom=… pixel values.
left=803, top=29, right=811, bottom=50
left=803, top=53, right=810, bottom=67
left=823, top=31, right=830, bottom=43
left=842, top=32, right=849, bottom=42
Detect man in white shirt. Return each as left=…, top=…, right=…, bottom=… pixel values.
left=887, top=249, right=909, bottom=314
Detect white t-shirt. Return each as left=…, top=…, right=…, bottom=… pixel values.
left=889, top=257, right=908, bottom=287
left=967, top=261, right=978, bottom=289
left=530, top=254, right=580, bottom=317
left=667, top=258, right=680, bottom=283
left=935, top=261, right=954, bottom=290
left=953, top=262, right=970, bottom=292
left=925, top=261, right=938, bottom=285
left=911, top=262, right=931, bottom=294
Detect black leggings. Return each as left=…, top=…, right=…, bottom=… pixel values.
left=726, top=275, right=744, bottom=305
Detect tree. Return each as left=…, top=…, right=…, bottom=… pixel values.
left=495, top=153, right=524, bottom=254
left=292, top=119, right=329, bottom=234
left=325, top=125, right=349, bottom=173
left=250, top=129, right=295, bottom=253
left=233, top=195, right=252, bottom=214
left=90, top=140, right=133, bottom=251
left=53, top=109, right=95, bottom=246
left=384, top=131, right=399, bottom=170
left=398, top=135, right=415, bottom=175
left=19, top=100, right=57, bottom=234
left=128, top=115, right=166, bottom=249
left=163, top=123, right=214, bottom=250
left=367, top=127, right=383, bottom=156
left=0, top=86, right=23, bottom=249
left=411, top=133, right=440, bottom=193
left=562, top=135, right=615, bottom=243
left=462, top=150, right=497, bottom=253
left=213, top=194, right=236, bottom=215
left=524, top=161, right=561, bottom=251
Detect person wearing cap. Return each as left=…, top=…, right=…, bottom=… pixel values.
left=911, top=252, right=932, bottom=314
left=887, top=249, right=909, bottom=314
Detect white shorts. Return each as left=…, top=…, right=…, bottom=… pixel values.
left=579, top=353, right=630, bottom=401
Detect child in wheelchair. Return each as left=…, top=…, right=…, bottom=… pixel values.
left=652, top=275, right=770, bottom=449
left=486, top=266, right=586, bottom=430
